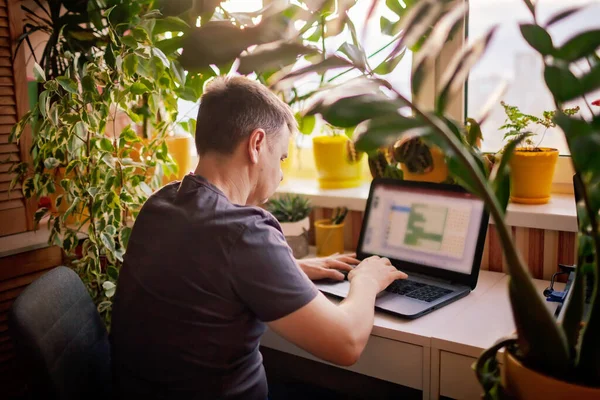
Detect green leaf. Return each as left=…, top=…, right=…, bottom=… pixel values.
left=380, top=16, right=396, bottom=36
left=33, top=208, right=49, bottom=227
left=545, top=6, right=584, bottom=27
left=179, top=22, right=252, bottom=71
left=33, top=63, right=46, bottom=82
left=307, top=94, right=402, bottom=128
left=523, top=0, right=536, bottom=15
left=374, top=47, right=406, bottom=75
left=122, top=35, right=139, bottom=48
left=492, top=133, right=528, bottom=211
left=130, top=82, right=150, bottom=95
left=123, top=54, right=138, bottom=77
left=544, top=65, right=582, bottom=103
left=120, top=226, right=132, bottom=248
left=520, top=24, right=554, bottom=56
left=156, top=36, right=185, bottom=55
left=102, top=280, right=116, bottom=298
left=38, top=90, right=49, bottom=118
left=170, top=60, right=186, bottom=86
left=296, top=113, right=316, bottom=135
left=555, top=113, right=600, bottom=175
left=555, top=30, right=600, bottom=63
left=99, top=138, right=114, bottom=152
left=560, top=262, right=586, bottom=356
left=132, top=27, right=150, bottom=44
left=354, top=115, right=427, bottom=153
left=107, top=266, right=119, bottom=281
left=238, top=42, right=317, bottom=75
left=386, top=0, right=405, bottom=17
left=43, top=157, right=60, bottom=170
left=153, top=48, right=170, bottom=68
left=436, top=28, right=496, bottom=114
left=465, top=118, right=483, bottom=148
left=273, top=56, right=353, bottom=89
left=338, top=43, right=367, bottom=71
left=154, top=16, right=191, bottom=34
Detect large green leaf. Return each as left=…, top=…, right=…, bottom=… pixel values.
left=545, top=63, right=600, bottom=103
left=272, top=56, right=352, bottom=89
left=374, top=47, right=406, bottom=75
left=387, top=0, right=443, bottom=60
left=157, top=0, right=195, bottom=17
left=307, top=94, right=403, bottom=128
left=238, top=42, right=316, bottom=75
left=412, top=2, right=467, bottom=74
left=555, top=113, right=600, bottom=177
left=436, top=28, right=496, bottom=113
left=560, top=257, right=587, bottom=358
left=491, top=133, right=528, bottom=211
left=509, top=276, right=571, bottom=378
left=180, top=22, right=252, bottom=71
left=153, top=16, right=191, bottom=35
left=554, top=30, right=600, bottom=62
left=354, top=115, right=427, bottom=152
left=520, top=24, right=554, bottom=56
left=386, top=0, right=405, bottom=17
left=156, top=37, right=185, bottom=55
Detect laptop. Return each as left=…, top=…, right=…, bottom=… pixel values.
left=315, top=178, right=490, bottom=319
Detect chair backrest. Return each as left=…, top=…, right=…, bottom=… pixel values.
left=9, top=266, right=112, bottom=400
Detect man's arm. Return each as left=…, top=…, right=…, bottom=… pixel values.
left=267, top=256, right=407, bottom=366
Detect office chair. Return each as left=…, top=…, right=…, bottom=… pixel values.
left=9, top=266, right=112, bottom=400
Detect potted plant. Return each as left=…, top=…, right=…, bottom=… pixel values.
left=314, top=207, right=348, bottom=257
left=9, top=11, right=182, bottom=327
left=499, top=101, right=579, bottom=204
left=266, top=194, right=312, bottom=258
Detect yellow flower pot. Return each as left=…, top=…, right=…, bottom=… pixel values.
left=400, top=146, right=449, bottom=183
left=503, top=351, right=600, bottom=399
left=509, top=148, right=558, bottom=204
left=163, top=135, right=195, bottom=184
left=313, top=135, right=363, bottom=189
left=314, top=219, right=345, bottom=257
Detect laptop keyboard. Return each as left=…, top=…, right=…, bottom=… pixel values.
left=385, top=280, right=453, bottom=302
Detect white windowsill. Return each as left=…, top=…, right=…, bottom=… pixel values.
left=276, top=178, right=578, bottom=233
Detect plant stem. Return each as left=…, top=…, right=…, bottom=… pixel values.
left=327, top=31, right=402, bottom=83
left=320, top=16, right=326, bottom=86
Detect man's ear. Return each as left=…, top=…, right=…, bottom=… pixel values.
left=248, top=129, right=266, bottom=164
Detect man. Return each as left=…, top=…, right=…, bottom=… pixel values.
left=111, top=76, right=407, bottom=399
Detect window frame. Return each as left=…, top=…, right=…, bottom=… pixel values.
left=437, top=0, right=575, bottom=194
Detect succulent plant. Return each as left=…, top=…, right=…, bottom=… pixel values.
left=266, top=194, right=311, bottom=224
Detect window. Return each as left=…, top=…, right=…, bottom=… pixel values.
left=467, top=0, right=600, bottom=155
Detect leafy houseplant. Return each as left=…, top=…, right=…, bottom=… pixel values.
left=499, top=101, right=580, bottom=204
left=9, top=11, right=182, bottom=327
left=180, top=0, right=597, bottom=397
left=266, top=194, right=312, bottom=258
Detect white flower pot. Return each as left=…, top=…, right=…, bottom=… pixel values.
left=280, top=217, right=310, bottom=237
left=280, top=217, right=310, bottom=258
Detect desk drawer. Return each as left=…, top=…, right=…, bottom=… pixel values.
left=261, top=329, right=424, bottom=390
left=439, top=352, right=480, bottom=399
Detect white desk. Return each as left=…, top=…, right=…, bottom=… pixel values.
left=260, top=271, right=562, bottom=400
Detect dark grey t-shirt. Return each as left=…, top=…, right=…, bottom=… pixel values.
left=111, top=174, right=318, bottom=400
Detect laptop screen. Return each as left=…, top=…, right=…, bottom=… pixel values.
left=360, top=183, right=485, bottom=275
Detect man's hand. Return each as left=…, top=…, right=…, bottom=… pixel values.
left=348, top=256, right=408, bottom=293
left=296, top=253, right=360, bottom=281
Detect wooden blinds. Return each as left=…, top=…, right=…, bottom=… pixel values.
left=0, top=0, right=35, bottom=237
